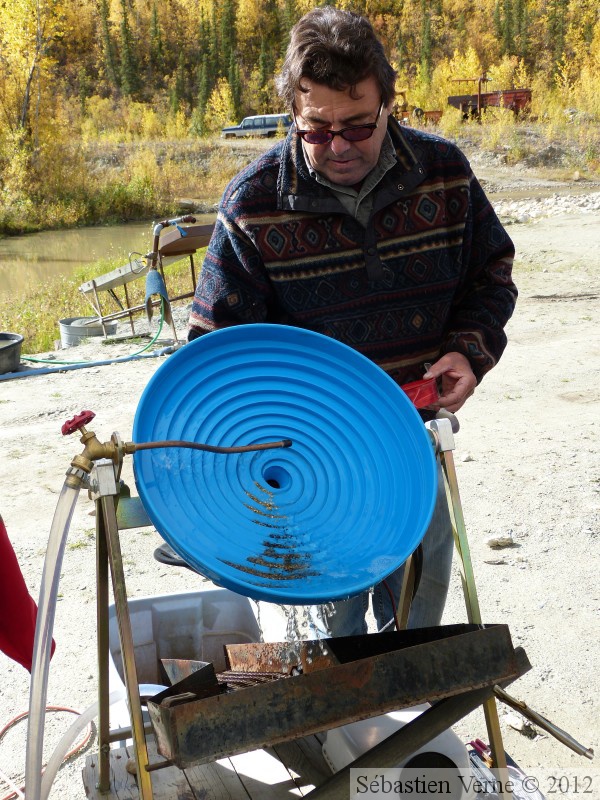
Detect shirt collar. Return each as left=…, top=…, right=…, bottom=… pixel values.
left=303, top=132, right=398, bottom=199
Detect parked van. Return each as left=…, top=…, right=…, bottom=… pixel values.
left=221, top=113, right=292, bottom=139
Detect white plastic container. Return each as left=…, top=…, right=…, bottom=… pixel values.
left=107, top=588, right=261, bottom=740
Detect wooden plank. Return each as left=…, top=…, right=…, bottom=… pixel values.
left=83, top=747, right=138, bottom=799
left=267, top=736, right=331, bottom=795
left=158, top=224, right=214, bottom=258
left=83, top=739, right=329, bottom=799
left=181, top=760, right=251, bottom=800
left=228, top=749, right=303, bottom=798
left=83, top=742, right=250, bottom=800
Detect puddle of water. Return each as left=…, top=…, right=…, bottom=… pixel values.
left=0, top=214, right=215, bottom=299
left=0, top=222, right=150, bottom=299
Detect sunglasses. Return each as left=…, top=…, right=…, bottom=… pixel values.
left=294, top=101, right=385, bottom=145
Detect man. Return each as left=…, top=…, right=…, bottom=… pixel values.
left=188, top=7, right=517, bottom=635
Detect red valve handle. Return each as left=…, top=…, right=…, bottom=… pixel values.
left=61, top=410, right=96, bottom=435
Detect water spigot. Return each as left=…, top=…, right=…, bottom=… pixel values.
left=62, top=410, right=119, bottom=476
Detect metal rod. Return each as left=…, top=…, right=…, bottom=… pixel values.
left=440, top=449, right=481, bottom=623
left=163, top=289, right=194, bottom=304
left=77, top=299, right=160, bottom=325
left=189, top=253, right=197, bottom=290
left=108, top=722, right=154, bottom=743
left=131, top=438, right=293, bottom=454
left=101, top=487, right=154, bottom=800
left=145, top=760, right=175, bottom=773
left=95, top=502, right=111, bottom=793
left=123, top=282, right=136, bottom=336
left=494, top=685, right=594, bottom=759
left=89, top=280, right=102, bottom=319
left=439, top=447, right=510, bottom=793
left=396, top=554, right=414, bottom=629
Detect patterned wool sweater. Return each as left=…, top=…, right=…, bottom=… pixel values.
left=189, top=118, right=517, bottom=387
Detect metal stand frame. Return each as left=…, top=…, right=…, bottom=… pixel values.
left=90, top=418, right=511, bottom=799
left=93, top=459, right=153, bottom=799
left=426, top=418, right=510, bottom=797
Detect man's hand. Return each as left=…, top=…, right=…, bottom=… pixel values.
left=424, top=352, right=477, bottom=413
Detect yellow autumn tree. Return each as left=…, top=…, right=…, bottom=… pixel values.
left=0, top=0, right=62, bottom=138
left=487, top=56, right=523, bottom=92
left=204, top=78, right=236, bottom=134
left=575, top=20, right=600, bottom=116
left=412, top=47, right=483, bottom=114
left=0, top=0, right=67, bottom=215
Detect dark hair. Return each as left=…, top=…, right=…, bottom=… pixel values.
left=276, top=7, right=397, bottom=108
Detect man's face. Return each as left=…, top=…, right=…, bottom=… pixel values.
left=293, top=76, right=391, bottom=186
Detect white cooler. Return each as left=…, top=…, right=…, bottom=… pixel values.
left=322, top=703, right=475, bottom=798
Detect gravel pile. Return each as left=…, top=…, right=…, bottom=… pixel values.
left=494, top=190, right=600, bottom=223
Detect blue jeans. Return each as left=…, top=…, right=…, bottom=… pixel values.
left=322, top=463, right=453, bottom=636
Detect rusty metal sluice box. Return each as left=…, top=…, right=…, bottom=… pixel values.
left=146, top=623, right=528, bottom=768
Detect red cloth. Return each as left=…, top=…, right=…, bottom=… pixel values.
left=0, top=515, right=55, bottom=671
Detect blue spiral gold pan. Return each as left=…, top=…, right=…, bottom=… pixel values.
left=133, top=324, right=437, bottom=604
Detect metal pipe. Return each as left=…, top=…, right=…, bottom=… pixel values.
left=129, top=438, right=292, bottom=455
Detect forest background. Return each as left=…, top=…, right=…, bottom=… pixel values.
left=1, top=0, right=599, bottom=238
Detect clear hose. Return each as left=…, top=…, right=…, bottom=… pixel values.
left=39, top=688, right=125, bottom=800
left=24, top=479, right=81, bottom=800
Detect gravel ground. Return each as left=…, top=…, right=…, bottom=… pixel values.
left=0, top=157, right=598, bottom=800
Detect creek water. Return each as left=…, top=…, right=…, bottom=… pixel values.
left=0, top=214, right=216, bottom=300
